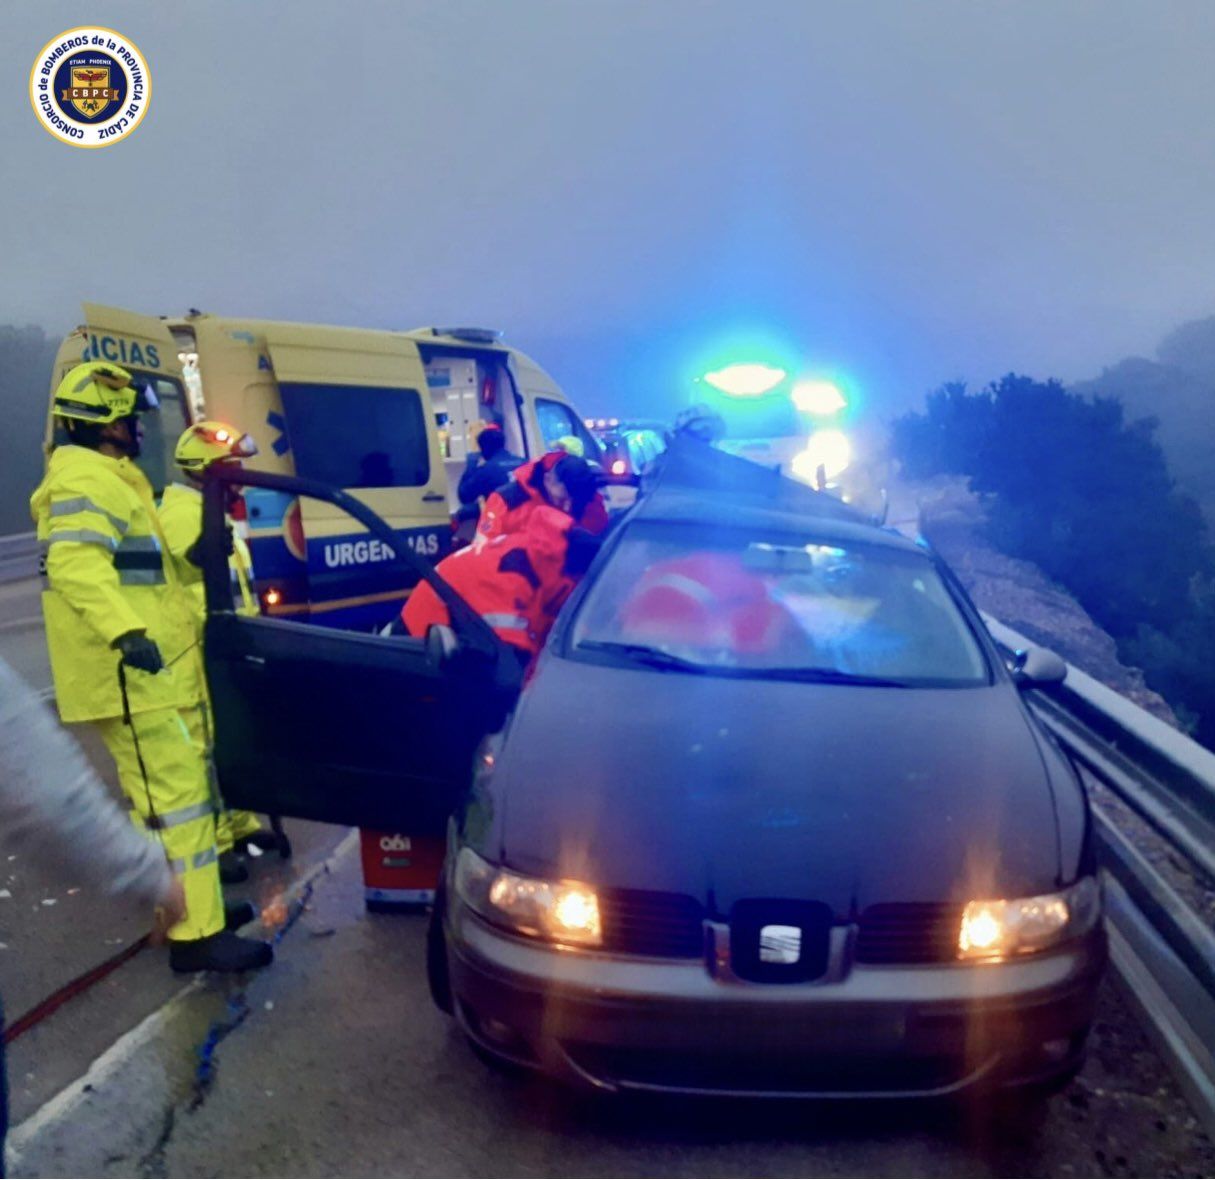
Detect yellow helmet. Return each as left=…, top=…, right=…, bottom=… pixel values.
left=53, top=362, right=158, bottom=425
left=551, top=434, right=585, bottom=458
left=175, top=420, right=259, bottom=473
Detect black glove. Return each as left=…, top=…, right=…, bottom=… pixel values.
left=114, top=631, right=164, bottom=674
left=185, top=525, right=234, bottom=567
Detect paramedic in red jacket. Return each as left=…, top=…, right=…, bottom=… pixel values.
left=403, top=505, right=601, bottom=663
left=618, top=551, right=800, bottom=659
left=477, top=452, right=608, bottom=543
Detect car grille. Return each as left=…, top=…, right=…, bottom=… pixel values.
left=598, top=889, right=705, bottom=958
left=855, top=902, right=964, bottom=964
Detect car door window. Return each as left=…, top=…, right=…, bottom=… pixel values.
left=202, top=480, right=519, bottom=831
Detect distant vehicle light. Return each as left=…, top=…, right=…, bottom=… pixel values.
left=702, top=363, right=788, bottom=397
left=791, top=379, right=847, bottom=416
left=791, top=430, right=853, bottom=485
left=610, top=459, right=627, bottom=475
left=263, top=588, right=282, bottom=607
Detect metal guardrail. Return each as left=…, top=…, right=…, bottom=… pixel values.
left=0, top=532, right=38, bottom=584
left=984, top=614, right=1215, bottom=1134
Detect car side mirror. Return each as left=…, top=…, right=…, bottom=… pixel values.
left=1011, top=646, right=1067, bottom=688
left=425, top=623, right=461, bottom=671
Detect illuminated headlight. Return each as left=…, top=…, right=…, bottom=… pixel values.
left=455, top=847, right=601, bottom=947
left=958, top=877, right=1101, bottom=961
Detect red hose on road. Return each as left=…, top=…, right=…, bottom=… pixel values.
left=3, top=933, right=150, bottom=1045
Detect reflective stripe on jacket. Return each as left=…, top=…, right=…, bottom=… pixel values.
left=30, top=446, right=199, bottom=722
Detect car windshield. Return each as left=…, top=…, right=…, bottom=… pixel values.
left=570, top=522, right=989, bottom=685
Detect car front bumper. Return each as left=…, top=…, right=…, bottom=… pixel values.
left=446, top=904, right=1107, bottom=1098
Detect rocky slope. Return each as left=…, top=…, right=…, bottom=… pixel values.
left=900, top=476, right=1180, bottom=727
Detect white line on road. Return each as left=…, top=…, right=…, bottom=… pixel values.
left=6, top=828, right=359, bottom=1172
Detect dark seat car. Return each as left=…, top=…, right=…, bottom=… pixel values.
left=201, top=444, right=1104, bottom=1100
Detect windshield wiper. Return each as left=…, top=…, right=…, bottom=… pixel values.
left=576, top=640, right=709, bottom=673
left=744, top=667, right=912, bottom=687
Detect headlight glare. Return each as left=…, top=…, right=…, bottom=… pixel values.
left=958, top=877, right=1100, bottom=961
left=455, top=848, right=601, bottom=947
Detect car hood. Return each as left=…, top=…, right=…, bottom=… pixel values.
left=487, top=656, right=1063, bottom=914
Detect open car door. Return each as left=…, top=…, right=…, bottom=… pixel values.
left=199, top=468, right=522, bottom=834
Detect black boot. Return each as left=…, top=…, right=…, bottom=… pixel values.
left=237, top=823, right=292, bottom=860
left=170, top=930, right=274, bottom=973
left=235, top=829, right=278, bottom=855
left=219, top=850, right=249, bottom=884
left=224, top=900, right=257, bottom=931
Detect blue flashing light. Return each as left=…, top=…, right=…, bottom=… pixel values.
left=701, top=362, right=788, bottom=398
left=791, top=379, right=847, bottom=416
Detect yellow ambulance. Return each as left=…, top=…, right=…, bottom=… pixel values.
left=48, top=305, right=603, bottom=629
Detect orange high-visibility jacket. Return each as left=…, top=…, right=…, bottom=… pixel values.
left=477, top=454, right=609, bottom=543
left=403, top=505, right=575, bottom=657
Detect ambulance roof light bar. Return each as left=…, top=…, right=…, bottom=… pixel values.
left=432, top=327, right=504, bottom=344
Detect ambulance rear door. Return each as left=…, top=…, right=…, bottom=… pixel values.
left=408, top=331, right=523, bottom=510
left=507, top=349, right=602, bottom=462
left=51, top=305, right=190, bottom=496
left=262, top=324, right=451, bottom=627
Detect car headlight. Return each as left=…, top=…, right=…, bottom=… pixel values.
left=454, top=847, right=601, bottom=948
left=958, top=876, right=1101, bottom=961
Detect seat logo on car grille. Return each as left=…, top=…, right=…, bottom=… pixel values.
left=759, top=924, right=801, bottom=964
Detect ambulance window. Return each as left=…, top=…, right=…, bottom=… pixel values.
left=536, top=399, right=602, bottom=461
left=278, top=383, right=430, bottom=488
left=137, top=377, right=189, bottom=497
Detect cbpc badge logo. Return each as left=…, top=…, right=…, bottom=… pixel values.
left=29, top=27, right=150, bottom=148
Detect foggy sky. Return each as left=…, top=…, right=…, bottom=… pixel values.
left=5, top=0, right=1215, bottom=419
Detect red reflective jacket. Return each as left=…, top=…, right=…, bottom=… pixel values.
left=477, top=453, right=609, bottom=542
left=403, top=505, right=574, bottom=657
left=618, top=553, right=797, bottom=655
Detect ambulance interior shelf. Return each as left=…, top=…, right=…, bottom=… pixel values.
left=419, top=347, right=522, bottom=506
left=197, top=466, right=524, bottom=833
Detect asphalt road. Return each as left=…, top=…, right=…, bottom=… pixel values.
left=7, top=837, right=1214, bottom=1179
left=2, top=574, right=1213, bottom=1177
left=0, top=577, right=344, bottom=1123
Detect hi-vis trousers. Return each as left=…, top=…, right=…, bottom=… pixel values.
left=179, top=702, right=263, bottom=853
left=95, top=707, right=225, bottom=942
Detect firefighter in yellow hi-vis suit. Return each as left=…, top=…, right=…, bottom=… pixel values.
left=31, top=362, right=272, bottom=974
left=158, top=421, right=282, bottom=882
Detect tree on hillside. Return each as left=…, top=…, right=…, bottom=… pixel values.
left=0, top=325, right=59, bottom=535
left=1125, top=575, right=1215, bottom=747
left=892, top=374, right=1211, bottom=635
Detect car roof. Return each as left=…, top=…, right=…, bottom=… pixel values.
left=632, top=438, right=923, bottom=556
